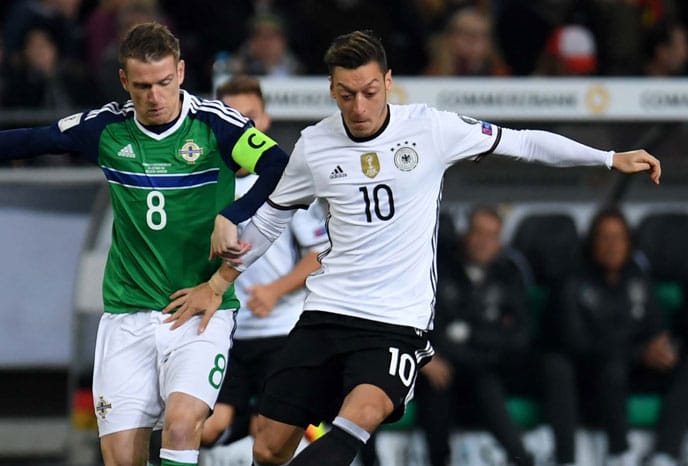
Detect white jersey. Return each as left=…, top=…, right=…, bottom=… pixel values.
left=233, top=174, right=328, bottom=339
left=244, top=103, right=613, bottom=330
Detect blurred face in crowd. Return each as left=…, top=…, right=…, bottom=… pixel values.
left=447, top=9, right=492, bottom=71
left=464, top=211, right=502, bottom=266
left=222, top=93, right=271, bottom=133
left=660, top=26, right=688, bottom=74
left=592, top=216, right=631, bottom=274
left=330, top=61, right=392, bottom=138
left=119, top=54, right=184, bottom=126
left=249, top=23, right=287, bottom=67
left=24, top=28, right=58, bottom=76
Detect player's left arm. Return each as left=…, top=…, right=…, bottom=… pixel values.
left=211, top=126, right=288, bottom=260
left=494, top=128, right=661, bottom=184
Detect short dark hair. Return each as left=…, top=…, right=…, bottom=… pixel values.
left=216, top=75, right=265, bottom=108
left=119, top=22, right=180, bottom=70
left=324, top=30, right=388, bottom=75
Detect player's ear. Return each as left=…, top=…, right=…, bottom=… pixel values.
left=329, top=76, right=335, bottom=99
left=119, top=69, right=128, bottom=91
left=177, top=59, right=185, bottom=86
left=384, top=69, right=393, bottom=92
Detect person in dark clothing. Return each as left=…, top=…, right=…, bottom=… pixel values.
left=415, top=205, right=535, bottom=466
left=541, top=207, right=676, bottom=466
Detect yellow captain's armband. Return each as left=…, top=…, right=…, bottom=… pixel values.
left=232, top=127, right=278, bottom=173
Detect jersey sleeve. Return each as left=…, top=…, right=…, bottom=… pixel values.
left=290, top=201, right=329, bottom=253
left=0, top=111, right=102, bottom=164
left=433, top=110, right=502, bottom=166
left=266, top=136, right=317, bottom=209
left=494, top=128, right=613, bottom=167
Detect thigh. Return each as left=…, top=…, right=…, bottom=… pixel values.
left=258, top=326, right=343, bottom=428
left=93, top=312, right=161, bottom=436
left=158, top=310, right=236, bottom=410
left=343, top=334, right=433, bottom=423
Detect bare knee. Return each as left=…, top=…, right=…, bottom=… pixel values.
left=162, top=393, right=209, bottom=449
left=252, top=437, right=295, bottom=466
left=252, top=416, right=303, bottom=465
left=163, top=414, right=203, bottom=448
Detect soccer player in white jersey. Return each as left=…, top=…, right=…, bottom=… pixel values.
left=200, top=76, right=329, bottom=447
left=164, top=30, right=661, bottom=466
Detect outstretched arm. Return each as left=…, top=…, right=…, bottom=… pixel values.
left=612, top=150, right=661, bottom=184
left=495, top=128, right=661, bottom=184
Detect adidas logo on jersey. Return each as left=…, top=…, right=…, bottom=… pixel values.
left=329, top=165, right=347, bottom=179
left=117, top=144, right=136, bottom=158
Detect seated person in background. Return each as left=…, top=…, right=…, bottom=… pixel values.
left=541, top=207, right=671, bottom=466
left=635, top=288, right=688, bottom=466
left=415, top=205, right=534, bottom=466
left=201, top=75, right=328, bottom=447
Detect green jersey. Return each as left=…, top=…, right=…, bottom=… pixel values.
left=53, top=91, right=282, bottom=313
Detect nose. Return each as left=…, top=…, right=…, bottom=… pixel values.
left=148, top=85, right=161, bottom=104
left=353, top=94, right=366, bottom=116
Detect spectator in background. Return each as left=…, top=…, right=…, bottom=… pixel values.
left=84, top=0, right=132, bottom=72
left=2, top=0, right=85, bottom=71
left=94, top=0, right=167, bottom=102
left=541, top=207, right=665, bottom=466
left=585, top=0, right=665, bottom=75
left=228, top=14, right=304, bottom=77
left=415, top=206, right=534, bottom=466
left=1, top=24, right=93, bottom=109
left=424, top=7, right=509, bottom=76
left=643, top=20, right=688, bottom=76
left=534, top=24, right=598, bottom=76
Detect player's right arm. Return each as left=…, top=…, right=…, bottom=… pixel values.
left=0, top=112, right=104, bottom=164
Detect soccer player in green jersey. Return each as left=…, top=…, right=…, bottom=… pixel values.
left=0, top=22, right=288, bottom=466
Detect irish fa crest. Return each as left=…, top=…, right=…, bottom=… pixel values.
left=361, top=152, right=380, bottom=178
left=394, top=146, right=419, bottom=171
left=179, top=139, right=203, bottom=163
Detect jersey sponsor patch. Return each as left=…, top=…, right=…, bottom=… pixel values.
left=232, top=127, right=277, bottom=173
left=58, top=112, right=83, bottom=132
left=481, top=121, right=493, bottom=136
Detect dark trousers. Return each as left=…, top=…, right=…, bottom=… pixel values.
left=541, top=352, right=629, bottom=464
left=632, top=357, right=688, bottom=458
left=415, top=365, right=534, bottom=466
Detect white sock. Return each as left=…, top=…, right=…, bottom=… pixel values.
left=159, top=448, right=199, bottom=465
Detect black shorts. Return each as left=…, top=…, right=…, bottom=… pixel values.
left=217, top=335, right=288, bottom=413
left=258, top=311, right=434, bottom=429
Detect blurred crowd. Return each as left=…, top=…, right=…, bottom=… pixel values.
left=0, top=0, right=687, bottom=111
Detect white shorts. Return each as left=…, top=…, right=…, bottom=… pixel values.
left=92, top=310, right=236, bottom=436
